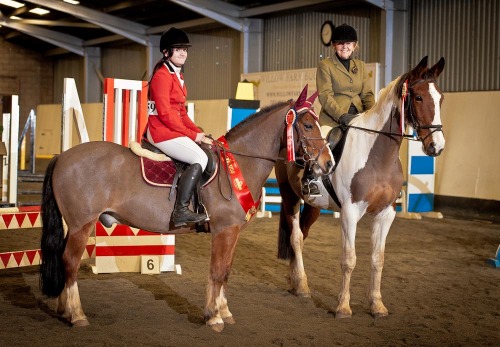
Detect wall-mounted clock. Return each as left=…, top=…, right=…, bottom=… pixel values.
left=320, top=20, right=334, bottom=47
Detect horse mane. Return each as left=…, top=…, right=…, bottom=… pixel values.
left=364, top=69, right=419, bottom=127
left=367, top=76, right=402, bottom=115
left=225, top=101, right=290, bottom=141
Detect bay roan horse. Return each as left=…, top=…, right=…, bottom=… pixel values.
left=275, top=56, right=446, bottom=318
left=39, top=86, right=334, bottom=332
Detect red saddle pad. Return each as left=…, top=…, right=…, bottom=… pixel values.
left=140, top=157, right=177, bottom=187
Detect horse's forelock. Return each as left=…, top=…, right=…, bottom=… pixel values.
left=421, top=69, right=437, bottom=81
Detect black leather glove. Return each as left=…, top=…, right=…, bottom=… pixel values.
left=338, top=113, right=358, bottom=127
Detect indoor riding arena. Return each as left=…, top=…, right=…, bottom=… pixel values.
left=0, top=1, right=498, bottom=346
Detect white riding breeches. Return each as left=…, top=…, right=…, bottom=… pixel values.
left=147, top=129, right=208, bottom=171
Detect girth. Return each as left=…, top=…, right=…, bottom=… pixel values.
left=321, top=126, right=350, bottom=209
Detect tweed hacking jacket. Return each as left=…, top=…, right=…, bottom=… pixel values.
left=316, top=54, right=375, bottom=128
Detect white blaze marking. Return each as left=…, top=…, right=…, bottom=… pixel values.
left=429, top=83, right=445, bottom=152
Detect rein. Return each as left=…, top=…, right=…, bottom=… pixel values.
left=210, top=135, right=283, bottom=162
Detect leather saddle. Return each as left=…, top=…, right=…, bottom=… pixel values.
left=327, top=125, right=349, bottom=164
left=139, top=138, right=218, bottom=188
left=136, top=138, right=219, bottom=233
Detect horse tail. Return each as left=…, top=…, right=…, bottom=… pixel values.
left=40, top=155, right=66, bottom=298
left=277, top=203, right=294, bottom=260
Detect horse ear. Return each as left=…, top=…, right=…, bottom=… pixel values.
left=429, top=57, right=445, bottom=79
left=410, top=56, right=429, bottom=78
left=295, top=84, right=308, bottom=108
left=306, top=90, right=319, bottom=107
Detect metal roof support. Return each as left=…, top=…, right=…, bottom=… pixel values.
left=171, top=0, right=242, bottom=18
left=84, top=47, right=102, bottom=103
left=379, top=0, right=409, bottom=84
left=22, top=0, right=150, bottom=45
left=170, top=0, right=244, bottom=31
left=242, top=19, right=263, bottom=74
left=146, top=35, right=162, bottom=78
left=239, top=0, right=332, bottom=17
left=362, top=0, right=385, bottom=9
left=389, top=0, right=409, bottom=80
left=0, top=12, right=84, bottom=55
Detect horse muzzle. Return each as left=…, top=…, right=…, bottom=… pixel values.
left=313, top=156, right=335, bottom=175
left=424, top=140, right=445, bottom=157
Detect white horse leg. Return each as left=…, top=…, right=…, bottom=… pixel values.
left=205, top=277, right=224, bottom=331
left=289, top=212, right=310, bottom=296
left=217, top=285, right=235, bottom=324
left=369, top=206, right=395, bottom=317
left=205, top=227, right=240, bottom=332
left=336, top=206, right=359, bottom=318
left=56, top=285, right=67, bottom=316
left=57, top=282, right=88, bottom=326
left=58, top=222, right=93, bottom=327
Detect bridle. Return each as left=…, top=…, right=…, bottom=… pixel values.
left=211, top=103, right=329, bottom=201
left=347, top=78, right=444, bottom=143
left=402, top=79, right=444, bottom=142
left=285, top=105, right=330, bottom=169
left=211, top=104, right=328, bottom=164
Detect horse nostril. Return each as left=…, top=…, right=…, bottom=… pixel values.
left=428, top=142, right=443, bottom=156
left=327, top=160, right=334, bottom=169
left=428, top=142, right=436, bottom=155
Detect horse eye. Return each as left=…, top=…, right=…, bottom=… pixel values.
left=415, top=95, right=423, bottom=102
left=304, top=123, right=313, bottom=131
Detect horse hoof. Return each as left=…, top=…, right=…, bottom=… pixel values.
left=222, top=316, right=236, bottom=325
left=372, top=311, right=389, bottom=318
left=208, top=322, right=224, bottom=333
left=296, top=291, right=311, bottom=298
left=72, top=319, right=90, bottom=327
left=289, top=288, right=311, bottom=298
left=335, top=312, right=352, bottom=319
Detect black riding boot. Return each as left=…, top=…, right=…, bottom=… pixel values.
left=172, top=163, right=207, bottom=227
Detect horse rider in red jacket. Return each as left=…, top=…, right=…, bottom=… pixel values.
left=146, top=27, right=209, bottom=228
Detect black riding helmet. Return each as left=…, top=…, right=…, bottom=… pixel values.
left=160, top=27, right=191, bottom=52
left=332, top=24, right=358, bottom=42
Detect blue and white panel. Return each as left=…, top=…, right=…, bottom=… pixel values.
left=406, top=137, right=436, bottom=212
left=227, top=99, right=260, bottom=130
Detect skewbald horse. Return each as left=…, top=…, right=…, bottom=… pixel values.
left=275, top=56, right=446, bottom=318
left=39, top=86, right=334, bottom=332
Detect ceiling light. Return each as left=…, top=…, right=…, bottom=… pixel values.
left=63, top=0, right=80, bottom=4
left=9, top=15, right=22, bottom=20
left=0, top=0, right=25, bottom=9
left=29, top=7, right=50, bottom=15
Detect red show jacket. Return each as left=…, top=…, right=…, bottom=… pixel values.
left=147, top=62, right=201, bottom=143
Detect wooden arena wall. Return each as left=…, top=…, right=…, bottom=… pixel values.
left=436, top=91, right=500, bottom=201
